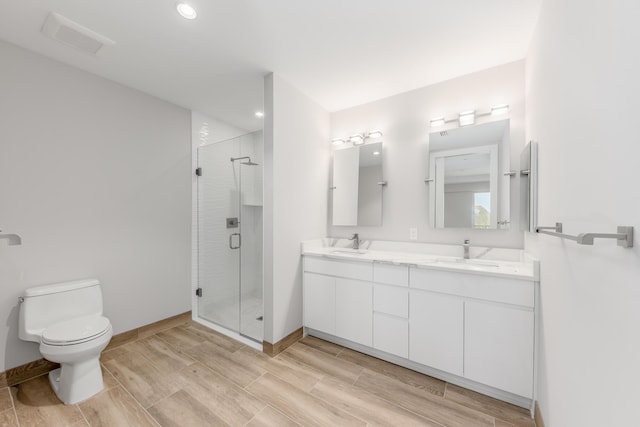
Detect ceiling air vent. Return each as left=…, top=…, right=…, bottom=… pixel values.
left=440, top=131, right=449, bottom=137
left=41, top=12, right=114, bottom=55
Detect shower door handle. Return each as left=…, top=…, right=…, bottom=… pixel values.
left=229, top=233, right=241, bottom=249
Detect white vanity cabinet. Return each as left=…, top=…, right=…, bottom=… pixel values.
left=372, top=263, right=409, bottom=358
left=464, top=300, right=534, bottom=397
left=303, top=256, right=373, bottom=345
left=335, top=278, right=372, bottom=346
left=410, top=266, right=535, bottom=399
left=409, top=290, right=464, bottom=376
left=302, top=273, right=335, bottom=335
left=302, top=253, right=537, bottom=407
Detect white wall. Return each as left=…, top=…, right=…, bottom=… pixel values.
left=0, top=40, right=192, bottom=371
left=263, top=74, right=331, bottom=343
left=525, top=1, right=640, bottom=425
left=329, top=61, right=526, bottom=248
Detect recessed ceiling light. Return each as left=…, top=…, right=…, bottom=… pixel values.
left=255, top=111, right=264, bottom=118
left=176, top=2, right=197, bottom=20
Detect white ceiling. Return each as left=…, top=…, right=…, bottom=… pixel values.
left=0, top=1, right=541, bottom=131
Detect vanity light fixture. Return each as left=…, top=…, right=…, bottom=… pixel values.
left=491, top=104, right=509, bottom=116
left=349, top=134, right=365, bottom=145
left=430, top=104, right=510, bottom=129
left=332, top=138, right=346, bottom=146
left=459, top=110, right=476, bottom=126
left=332, top=130, right=383, bottom=147
left=176, top=2, right=197, bottom=19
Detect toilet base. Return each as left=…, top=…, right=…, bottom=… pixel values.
left=48, top=358, right=105, bottom=404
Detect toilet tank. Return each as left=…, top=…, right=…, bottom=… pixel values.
left=19, top=279, right=104, bottom=343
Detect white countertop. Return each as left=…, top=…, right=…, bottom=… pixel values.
left=301, top=239, right=539, bottom=281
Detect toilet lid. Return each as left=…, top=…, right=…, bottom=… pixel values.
left=42, top=315, right=111, bottom=345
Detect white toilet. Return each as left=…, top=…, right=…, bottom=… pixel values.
left=18, top=278, right=113, bottom=404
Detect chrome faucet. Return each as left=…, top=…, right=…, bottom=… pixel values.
left=463, top=239, right=470, bottom=259
left=349, top=233, right=360, bottom=250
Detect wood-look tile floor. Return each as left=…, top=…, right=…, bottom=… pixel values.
left=0, top=320, right=536, bottom=427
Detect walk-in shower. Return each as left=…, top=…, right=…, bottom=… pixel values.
left=196, top=131, right=263, bottom=345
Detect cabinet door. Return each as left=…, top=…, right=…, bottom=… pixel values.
left=464, top=301, right=534, bottom=398
left=335, top=278, right=372, bottom=346
left=303, top=273, right=335, bottom=335
left=409, top=290, right=463, bottom=376
left=373, top=313, right=408, bottom=358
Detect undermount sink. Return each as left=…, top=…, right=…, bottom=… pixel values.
left=434, top=258, right=500, bottom=268
left=464, top=259, right=500, bottom=267
left=329, top=249, right=368, bottom=255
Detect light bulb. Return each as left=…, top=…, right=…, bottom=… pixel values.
left=349, top=134, right=365, bottom=145
left=459, top=111, right=475, bottom=126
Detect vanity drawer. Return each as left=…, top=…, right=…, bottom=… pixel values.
left=304, top=256, right=373, bottom=281
left=373, top=263, right=409, bottom=287
left=373, top=284, right=408, bottom=318
left=409, top=267, right=534, bottom=307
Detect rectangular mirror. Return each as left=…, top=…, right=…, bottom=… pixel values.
left=428, top=119, right=510, bottom=229
left=332, top=142, right=383, bottom=226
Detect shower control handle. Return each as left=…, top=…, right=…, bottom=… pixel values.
left=229, top=233, right=241, bottom=249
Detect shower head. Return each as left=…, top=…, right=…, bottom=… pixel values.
left=230, top=156, right=259, bottom=166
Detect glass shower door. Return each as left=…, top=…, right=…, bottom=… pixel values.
left=196, top=131, right=263, bottom=343
left=197, top=139, right=241, bottom=333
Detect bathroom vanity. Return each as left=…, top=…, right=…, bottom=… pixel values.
left=301, top=239, right=539, bottom=409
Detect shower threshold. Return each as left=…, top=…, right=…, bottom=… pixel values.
left=193, top=316, right=263, bottom=351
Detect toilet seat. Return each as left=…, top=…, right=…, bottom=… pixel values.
left=42, top=315, right=111, bottom=346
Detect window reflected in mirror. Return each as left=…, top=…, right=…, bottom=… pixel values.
left=441, top=152, right=493, bottom=228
